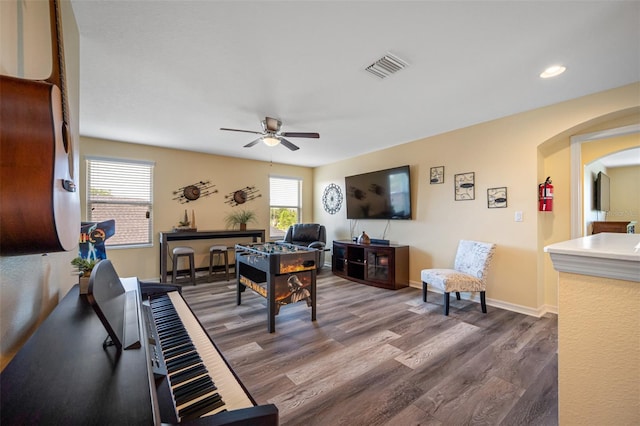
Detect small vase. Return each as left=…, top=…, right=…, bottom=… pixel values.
left=240, top=223, right=247, bottom=231
left=357, top=231, right=370, bottom=245
left=79, top=276, right=90, bottom=295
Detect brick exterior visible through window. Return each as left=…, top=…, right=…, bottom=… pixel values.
left=87, top=158, right=154, bottom=247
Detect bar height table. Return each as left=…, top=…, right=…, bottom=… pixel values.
left=159, top=229, right=265, bottom=282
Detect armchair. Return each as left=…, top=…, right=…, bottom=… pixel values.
left=282, top=223, right=327, bottom=269
left=421, top=240, right=496, bottom=316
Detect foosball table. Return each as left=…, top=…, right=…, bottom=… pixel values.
left=235, top=242, right=318, bottom=332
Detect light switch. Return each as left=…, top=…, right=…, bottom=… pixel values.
left=515, top=211, right=523, bottom=222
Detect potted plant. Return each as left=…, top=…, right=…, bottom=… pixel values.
left=71, top=257, right=101, bottom=294
left=224, top=209, right=257, bottom=231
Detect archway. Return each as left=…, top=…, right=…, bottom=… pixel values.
left=570, top=123, right=640, bottom=238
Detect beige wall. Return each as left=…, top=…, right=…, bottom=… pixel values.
left=608, top=165, right=640, bottom=227
left=557, top=272, right=639, bottom=425
left=0, top=0, right=80, bottom=371
left=80, top=138, right=314, bottom=279
left=582, top=132, right=639, bottom=165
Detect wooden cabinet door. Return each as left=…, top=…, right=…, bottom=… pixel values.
left=332, top=242, right=347, bottom=276
left=365, top=247, right=394, bottom=287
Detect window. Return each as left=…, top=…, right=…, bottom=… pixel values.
left=87, top=157, right=154, bottom=247
left=270, top=176, right=301, bottom=239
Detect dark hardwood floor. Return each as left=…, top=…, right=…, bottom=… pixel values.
left=181, top=271, right=558, bottom=425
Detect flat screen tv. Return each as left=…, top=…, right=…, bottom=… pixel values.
left=345, top=165, right=412, bottom=220
left=595, top=171, right=610, bottom=212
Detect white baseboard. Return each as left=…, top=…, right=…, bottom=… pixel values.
left=409, top=281, right=557, bottom=318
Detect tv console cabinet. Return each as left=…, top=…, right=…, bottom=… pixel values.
left=332, top=240, right=409, bottom=289
left=592, top=221, right=635, bottom=234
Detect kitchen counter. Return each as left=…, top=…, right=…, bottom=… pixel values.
left=544, top=232, right=640, bottom=282
left=545, top=232, right=640, bottom=425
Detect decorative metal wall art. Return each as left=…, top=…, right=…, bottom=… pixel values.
left=454, top=172, right=475, bottom=201
left=225, top=186, right=261, bottom=206
left=487, top=187, right=508, bottom=208
left=172, top=180, right=217, bottom=204
left=430, top=166, right=444, bottom=184
left=322, top=183, right=343, bottom=214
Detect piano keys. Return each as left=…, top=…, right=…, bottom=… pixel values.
left=146, top=291, right=257, bottom=422
left=0, top=263, right=277, bottom=425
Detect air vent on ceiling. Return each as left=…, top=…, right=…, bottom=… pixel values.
left=365, top=53, right=408, bottom=79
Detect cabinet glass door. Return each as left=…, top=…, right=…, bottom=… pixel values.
left=333, top=244, right=346, bottom=273
left=366, top=249, right=390, bottom=283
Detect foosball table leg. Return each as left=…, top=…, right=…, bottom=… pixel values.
left=267, top=277, right=276, bottom=333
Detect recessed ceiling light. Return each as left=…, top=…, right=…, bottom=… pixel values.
left=540, top=65, right=566, bottom=78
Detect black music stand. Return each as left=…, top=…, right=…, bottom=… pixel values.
left=87, top=259, right=141, bottom=351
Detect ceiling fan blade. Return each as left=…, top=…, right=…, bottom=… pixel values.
left=279, top=137, right=299, bottom=151
left=220, top=128, right=263, bottom=135
left=243, top=138, right=262, bottom=148
left=281, top=132, right=320, bottom=138
left=264, top=117, right=281, bottom=132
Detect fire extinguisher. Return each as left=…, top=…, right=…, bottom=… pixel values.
left=538, top=176, right=553, bottom=212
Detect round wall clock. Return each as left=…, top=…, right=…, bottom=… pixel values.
left=322, top=183, right=343, bottom=214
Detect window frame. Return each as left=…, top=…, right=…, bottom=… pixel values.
left=269, top=175, right=302, bottom=240
left=86, top=156, right=154, bottom=249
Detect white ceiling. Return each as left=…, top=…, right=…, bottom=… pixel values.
left=599, top=147, right=640, bottom=168
left=70, top=0, right=640, bottom=168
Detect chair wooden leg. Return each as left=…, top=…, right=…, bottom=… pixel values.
left=480, top=291, right=487, bottom=313
left=444, top=292, right=450, bottom=316
left=455, top=292, right=461, bottom=300
left=422, top=282, right=428, bottom=302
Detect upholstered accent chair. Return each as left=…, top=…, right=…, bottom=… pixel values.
left=282, top=223, right=327, bottom=269
left=421, top=240, right=496, bottom=315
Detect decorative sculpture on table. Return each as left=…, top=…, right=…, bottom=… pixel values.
left=357, top=231, right=370, bottom=245
left=172, top=180, right=217, bottom=204
left=225, top=186, right=261, bottom=206
left=174, top=209, right=197, bottom=232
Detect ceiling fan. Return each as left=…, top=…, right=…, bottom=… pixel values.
left=220, top=117, right=319, bottom=151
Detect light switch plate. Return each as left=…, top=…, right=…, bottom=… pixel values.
left=515, top=211, right=523, bottom=222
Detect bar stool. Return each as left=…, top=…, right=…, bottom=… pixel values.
left=172, top=246, right=196, bottom=285
left=209, top=245, right=230, bottom=281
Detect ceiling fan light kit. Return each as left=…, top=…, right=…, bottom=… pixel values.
left=262, top=136, right=280, bottom=147
left=220, top=116, right=320, bottom=151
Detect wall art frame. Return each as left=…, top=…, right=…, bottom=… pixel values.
left=454, top=172, right=475, bottom=201
left=429, top=166, right=444, bottom=184
left=487, top=187, right=508, bottom=208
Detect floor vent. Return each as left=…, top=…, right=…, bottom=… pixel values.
left=365, top=53, right=408, bottom=79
